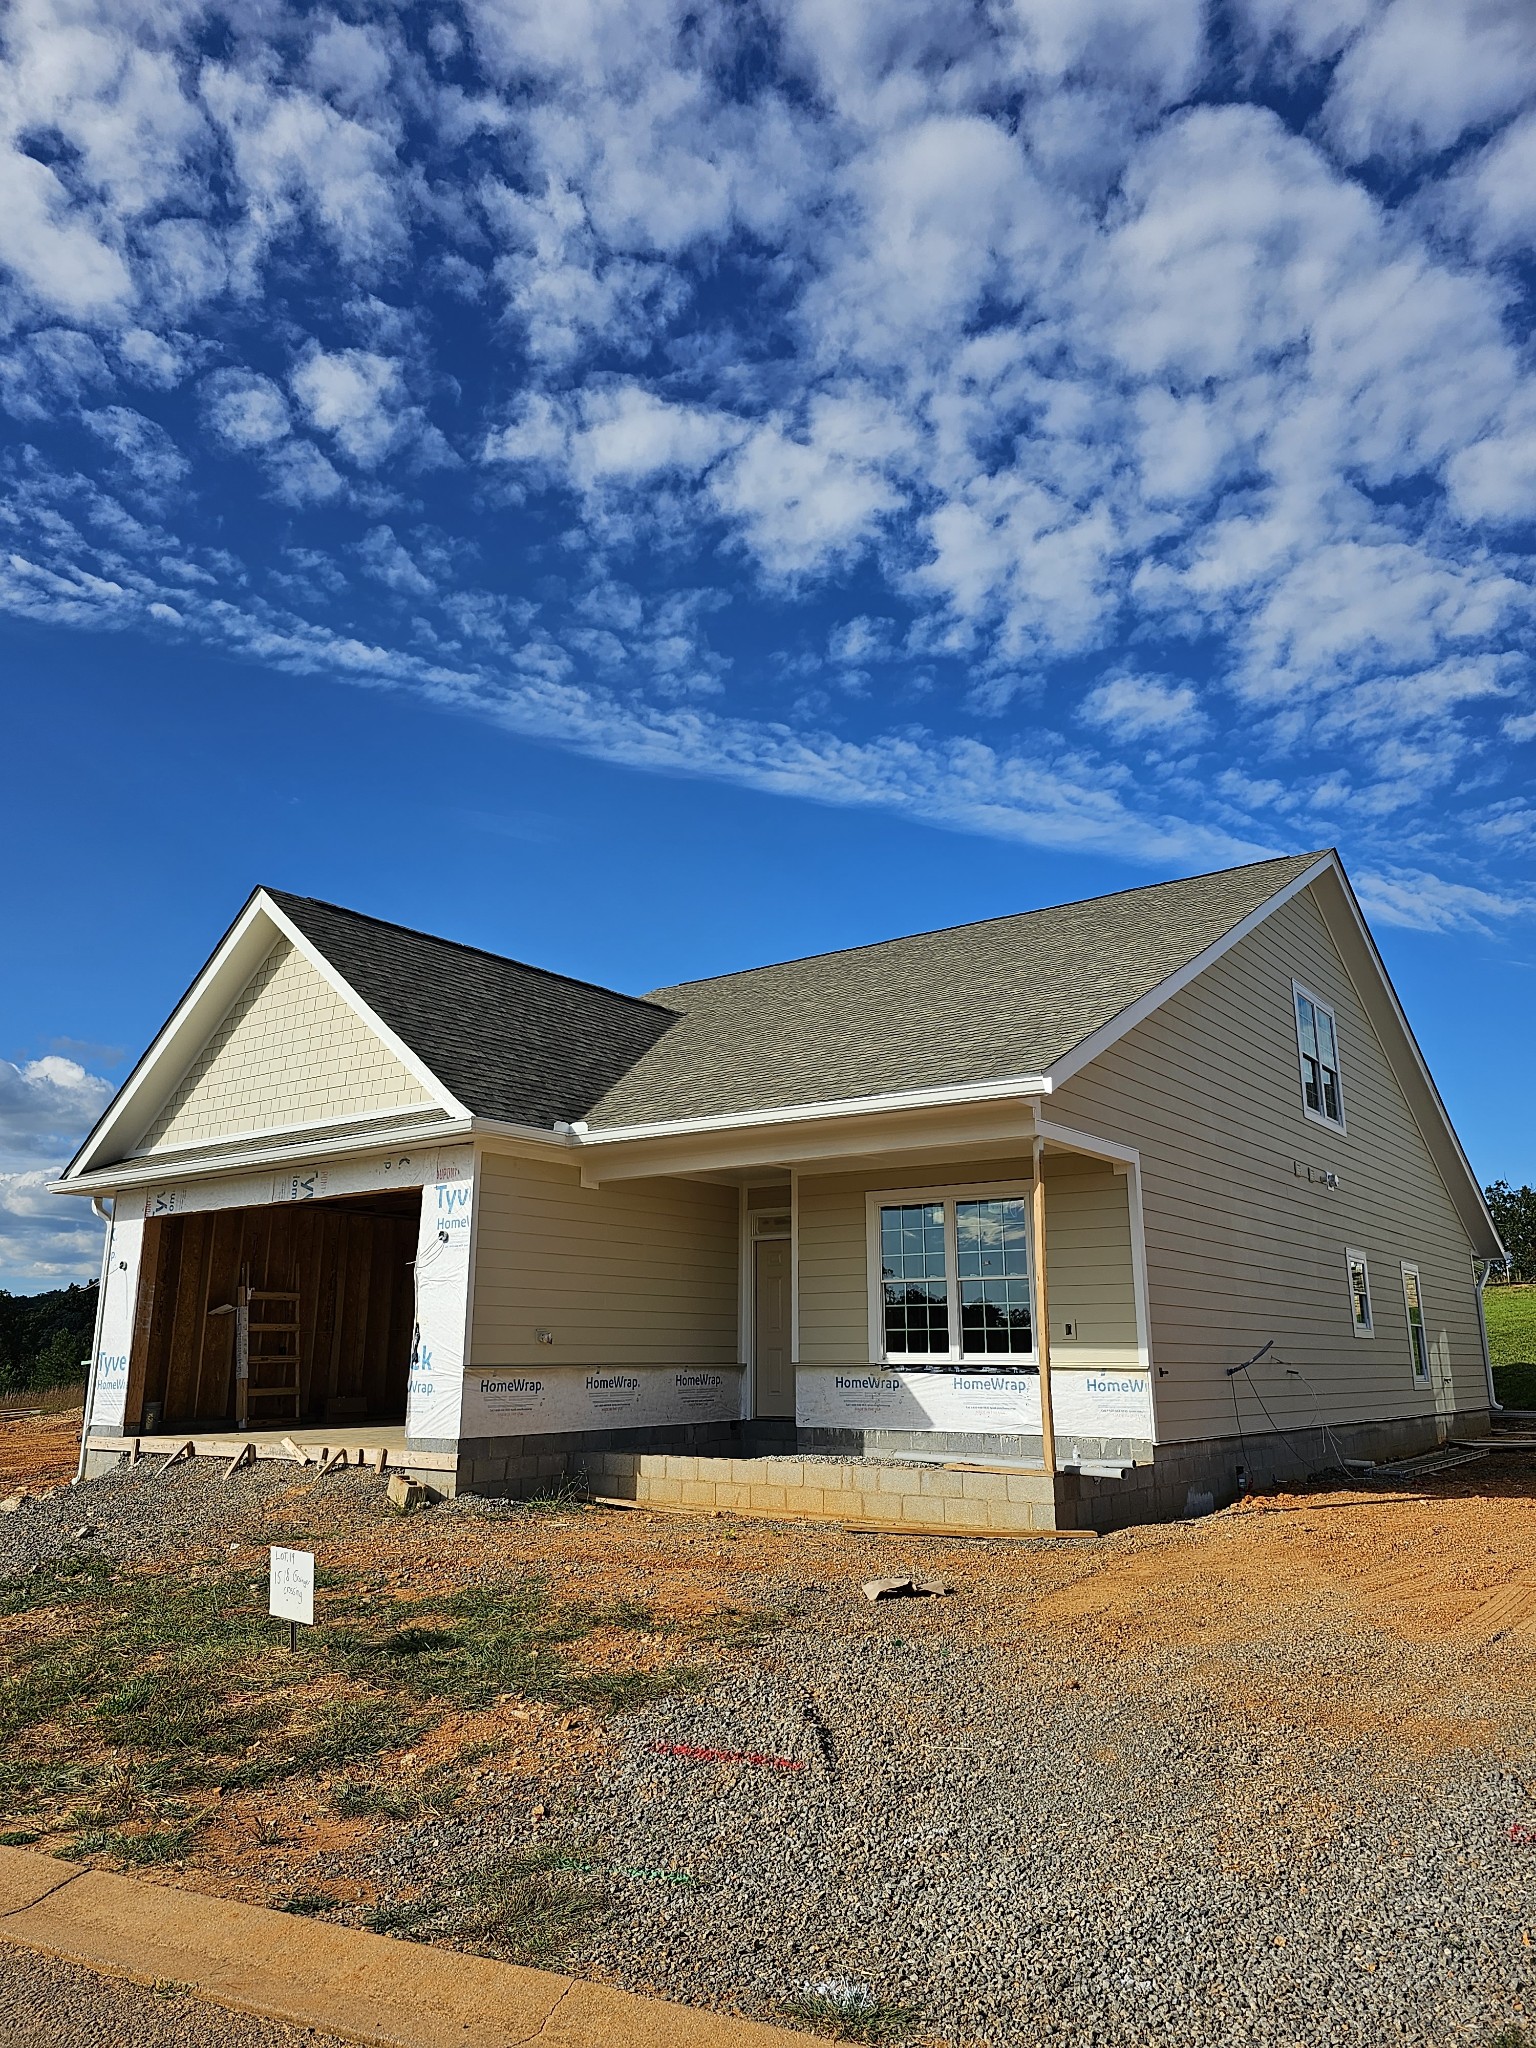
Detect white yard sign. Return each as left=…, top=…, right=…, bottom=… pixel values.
left=268, top=1547, right=314, bottom=1626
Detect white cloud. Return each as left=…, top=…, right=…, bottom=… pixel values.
left=0, top=147, right=132, bottom=317
left=709, top=415, right=902, bottom=576
left=356, top=523, right=434, bottom=596
left=82, top=405, right=189, bottom=492
left=0, top=1046, right=111, bottom=1279
left=1322, top=0, right=1536, bottom=164
left=1081, top=671, right=1207, bottom=743
left=569, top=384, right=743, bottom=487
left=204, top=368, right=291, bottom=450
left=1353, top=865, right=1532, bottom=933
left=289, top=346, right=405, bottom=465
left=0, top=1056, right=112, bottom=1164
left=0, top=0, right=1533, bottom=920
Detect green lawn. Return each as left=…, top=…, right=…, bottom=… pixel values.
left=1486, top=1286, right=1536, bottom=1408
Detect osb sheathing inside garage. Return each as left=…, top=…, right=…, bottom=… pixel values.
left=125, top=1195, right=419, bottom=1429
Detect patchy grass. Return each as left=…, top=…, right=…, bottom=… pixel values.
left=328, top=1579, right=712, bottom=1716
left=0, top=1554, right=755, bottom=1863
left=1487, top=1286, right=1536, bottom=1370
left=778, top=1985, right=919, bottom=2042
left=364, top=1848, right=605, bottom=1963
left=280, top=1889, right=343, bottom=1916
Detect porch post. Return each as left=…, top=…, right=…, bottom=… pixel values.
left=789, top=1167, right=800, bottom=1365
left=1031, top=1139, right=1056, bottom=1476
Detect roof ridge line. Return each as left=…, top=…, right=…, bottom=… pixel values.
left=644, top=850, right=1332, bottom=1000
left=263, top=889, right=679, bottom=1018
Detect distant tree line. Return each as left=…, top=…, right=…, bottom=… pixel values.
left=0, top=1283, right=99, bottom=1395
left=1485, top=1183, right=1536, bottom=1284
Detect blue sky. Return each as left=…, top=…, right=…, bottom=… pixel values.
left=3, top=0, right=1536, bottom=1290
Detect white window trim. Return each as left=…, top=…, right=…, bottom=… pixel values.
left=1292, top=978, right=1347, bottom=1134
left=1345, top=1246, right=1374, bottom=1337
left=865, top=1179, right=1034, bottom=1368
left=1401, top=1260, right=1432, bottom=1386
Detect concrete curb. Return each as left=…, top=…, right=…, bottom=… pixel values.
left=0, top=1847, right=809, bottom=2048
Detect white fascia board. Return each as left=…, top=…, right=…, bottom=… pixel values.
left=468, top=1117, right=583, bottom=1150
left=1045, top=854, right=1333, bottom=1093
left=1311, top=863, right=1505, bottom=1258
left=574, top=1072, right=1053, bottom=1148
left=62, top=890, right=467, bottom=1182
left=51, top=1114, right=474, bottom=1198
left=124, top=1098, right=438, bottom=1161
left=64, top=891, right=278, bottom=1180
left=259, top=893, right=470, bottom=1120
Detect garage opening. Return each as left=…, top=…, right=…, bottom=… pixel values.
left=126, top=1189, right=420, bottom=1431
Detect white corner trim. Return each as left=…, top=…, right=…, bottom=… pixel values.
left=577, top=1071, right=1052, bottom=1148
left=259, top=894, right=470, bottom=1121
left=1045, top=855, right=1334, bottom=1094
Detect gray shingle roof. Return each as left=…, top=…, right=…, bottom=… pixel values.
left=267, top=892, right=677, bottom=1130
left=271, top=855, right=1325, bottom=1132
left=583, top=852, right=1328, bottom=1128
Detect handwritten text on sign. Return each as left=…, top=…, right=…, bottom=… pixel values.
left=269, top=1546, right=314, bottom=1626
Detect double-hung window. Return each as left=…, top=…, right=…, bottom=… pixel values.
left=1294, top=982, right=1344, bottom=1129
left=870, top=1184, right=1035, bottom=1369
left=1401, top=1263, right=1432, bottom=1386
left=1346, top=1248, right=1373, bottom=1336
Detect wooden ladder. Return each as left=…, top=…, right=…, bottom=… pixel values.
left=235, top=1282, right=301, bottom=1426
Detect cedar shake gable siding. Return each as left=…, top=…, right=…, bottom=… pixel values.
left=138, top=936, right=432, bottom=1153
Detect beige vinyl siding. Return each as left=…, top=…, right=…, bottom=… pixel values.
left=470, top=1152, right=738, bottom=1368
left=797, top=1151, right=1137, bottom=1375
left=1041, top=1156, right=1140, bottom=1369
left=139, top=938, right=432, bottom=1153
left=1051, top=884, right=1485, bottom=1442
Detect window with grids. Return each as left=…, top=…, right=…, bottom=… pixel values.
left=1294, top=983, right=1344, bottom=1127
left=876, top=1189, right=1034, bottom=1365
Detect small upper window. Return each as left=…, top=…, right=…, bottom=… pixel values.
left=1294, top=982, right=1344, bottom=1129
left=1346, top=1248, right=1373, bottom=1336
